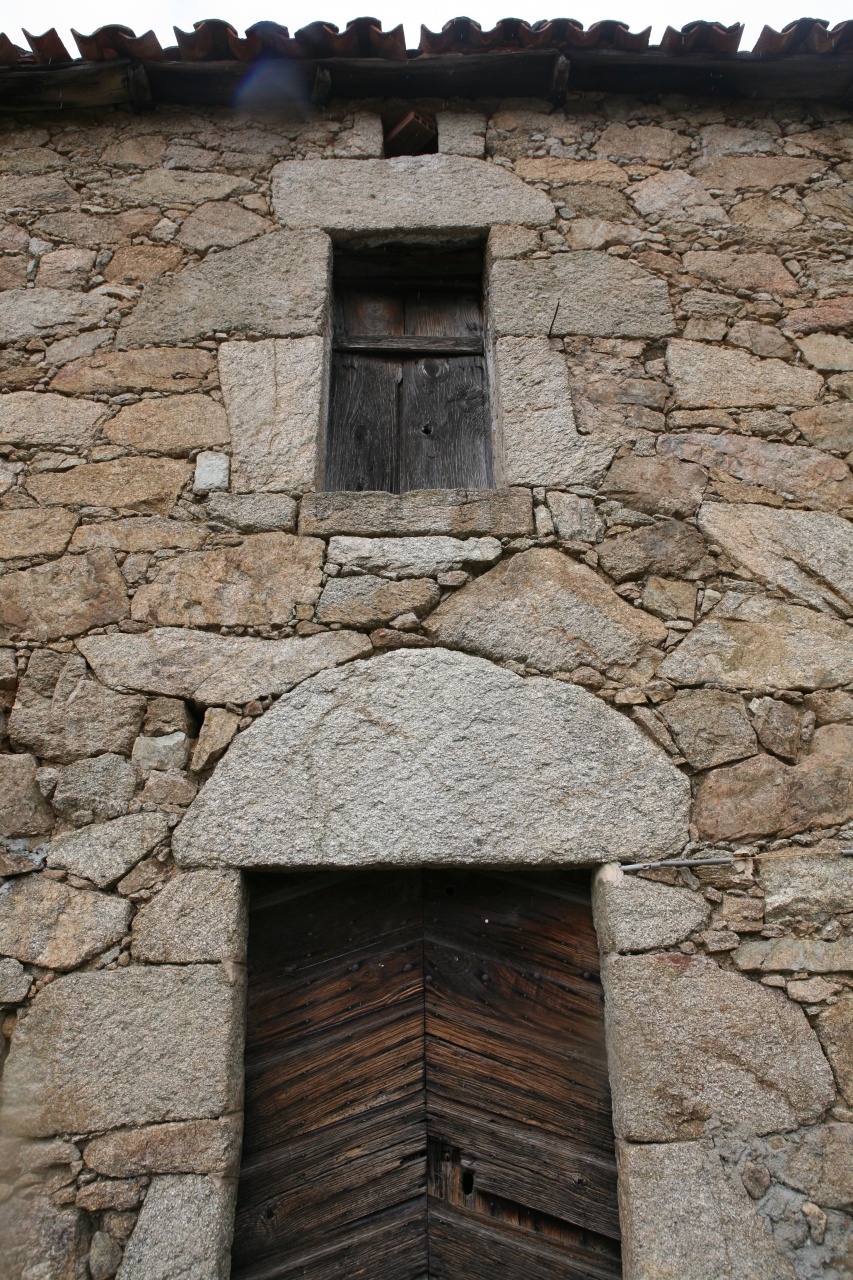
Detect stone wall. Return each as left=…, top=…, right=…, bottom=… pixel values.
left=0, top=91, right=851, bottom=1278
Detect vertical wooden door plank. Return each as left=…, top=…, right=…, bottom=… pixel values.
left=335, top=287, right=404, bottom=337
left=404, top=289, right=482, bottom=338
left=325, top=353, right=401, bottom=493
left=231, top=870, right=428, bottom=1280
left=423, top=870, right=622, bottom=1278
left=400, top=356, right=492, bottom=492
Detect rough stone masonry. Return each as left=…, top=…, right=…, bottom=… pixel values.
left=0, top=75, right=851, bottom=1280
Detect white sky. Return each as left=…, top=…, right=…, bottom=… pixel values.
left=8, top=2, right=853, bottom=58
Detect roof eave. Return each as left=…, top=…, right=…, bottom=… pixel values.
left=2, top=48, right=853, bottom=113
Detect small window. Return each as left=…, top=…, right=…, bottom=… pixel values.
left=325, top=246, right=493, bottom=493
left=383, top=109, right=438, bottom=157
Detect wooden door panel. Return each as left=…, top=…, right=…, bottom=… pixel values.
left=426, top=1101, right=620, bottom=1239
left=232, top=869, right=621, bottom=1278
left=426, top=1036, right=615, bottom=1154
left=243, top=999, right=424, bottom=1148
left=424, top=946, right=612, bottom=1137
left=248, top=935, right=423, bottom=1047
left=325, top=352, right=400, bottom=492
left=404, top=290, right=482, bottom=337
left=234, top=1200, right=429, bottom=1280
left=424, top=870, right=620, bottom=1273
left=234, top=1102, right=426, bottom=1270
left=424, top=870, right=602, bottom=977
left=234, top=871, right=426, bottom=1279
left=335, top=288, right=404, bottom=337
left=425, top=942, right=610, bottom=1061
left=429, top=1204, right=622, bottom=1280
left=400, top=356, right=491, bottom=491
left=248, top=869, right=424, bottom=977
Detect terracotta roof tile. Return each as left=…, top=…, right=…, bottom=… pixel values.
left=4, top=15, right=853, bottom=68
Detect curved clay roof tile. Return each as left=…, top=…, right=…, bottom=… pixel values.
left=23, top=28, right=73, bottom=63
left=173, top=19, right=239, bottom=61
left=71, top=24, right=137, bottom=61
left=659, top=20, right=743, bottom=55
left=0, top=32, right=31, bottom=64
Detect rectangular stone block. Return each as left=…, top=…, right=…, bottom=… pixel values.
left=326, top=535, right=500, bottom=578
left=298, top=488, right=533, bottom=537
left=328, top=111, right=384, bottom=158
left=618, top=1140, right=797, bottom=1280
left=693, top=723, right=853, bottom=842
left=817, top=995, right=853, bottom=1106
left=272, top=155, right=553, bottom=231
left=658, top=688, right=757, bottom=770
left=315, top=575, right=440, bottom=628
left=33, top=208, right=158, bottom=247
left=0, top=551, right=128, bottom=642
left=27, top=457, right=192, bottom=516
left=130, top=533, right=323, bottom=627
left=0, top=875, right=131, bottom=971
left=0, top=1195, right=88, bottom=1280
left=437, top=111, right=487, bottom=157
left=49, top=347, right=216, bottom=396
left=683, top=250, right=797, bottom=295
left=490, top=253, right=674, bottom=338
left=46, top=812, right=170, bottom=887
left=496, top=338, right=613, bottom=487
left=592, top=863, right=709, bottom=954
left=602, top=953, right=834, bottom=1142
left=0, top=291, right=112, bottom=348
left=692, top=155, right=824, bottom=190
left=661, top=593, right=853, bottom=690
left=0, top=392, right=106, bottom=448
left=105, top=395, right=229, bottom=456
left=424, top=546, right=665, bottom=671
left=206, top=491, right=297, bottom=533
left=629, top=169, right=729, bottom=223
left=666, top=339, right=822, bottom=407
left=0, top=966, right=245, bottom=1136
left=734, top=936, right=853, bottom=973
left=0, top=509, right=77, bottom=561
left=0, top=289, right=112, bottom=345
left=118, top=231, right=331, bottom=347
left=78, top=626, right=372, bottom=705
left=71, top=518, right=206, bottom=554
left=697, top=503, right=853, bottom=607
left=546, top=492, right=601, bottom=541
left=116, top=1174, right=237, bottom=1280
left=84, top=1117, right=242, bottom=1177
left=102, top=169, right=249, bottom=207
left=131, top=870, right=247, bottom=964
left=763, top=848, right=853, bottom=921
left=0, top=173, right=79, bottom=211
left=0, top=752, right=53, bottom=837
left=692, top=428, right=853, bottom=509
left=219, top=337, right=326, bottom=493
left=515, top=158, right=626, bottom=184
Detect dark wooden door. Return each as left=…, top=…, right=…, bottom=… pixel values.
left=231, top=870, right=621, bottom=1280
left=325, top=260, right=493, bottom=493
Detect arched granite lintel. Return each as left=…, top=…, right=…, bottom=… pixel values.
left=172, top=647, right=691, bottom=870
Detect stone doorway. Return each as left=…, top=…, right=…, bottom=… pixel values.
left=231, top=866, right=621, bottom=1279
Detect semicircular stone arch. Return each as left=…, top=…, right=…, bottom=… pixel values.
left=173, top=647, right=690, bottom=869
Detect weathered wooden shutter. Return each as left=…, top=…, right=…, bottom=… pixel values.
left=325, top=252, right=493, bottom=493
left=231, top=869, right=621, bottom=1280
